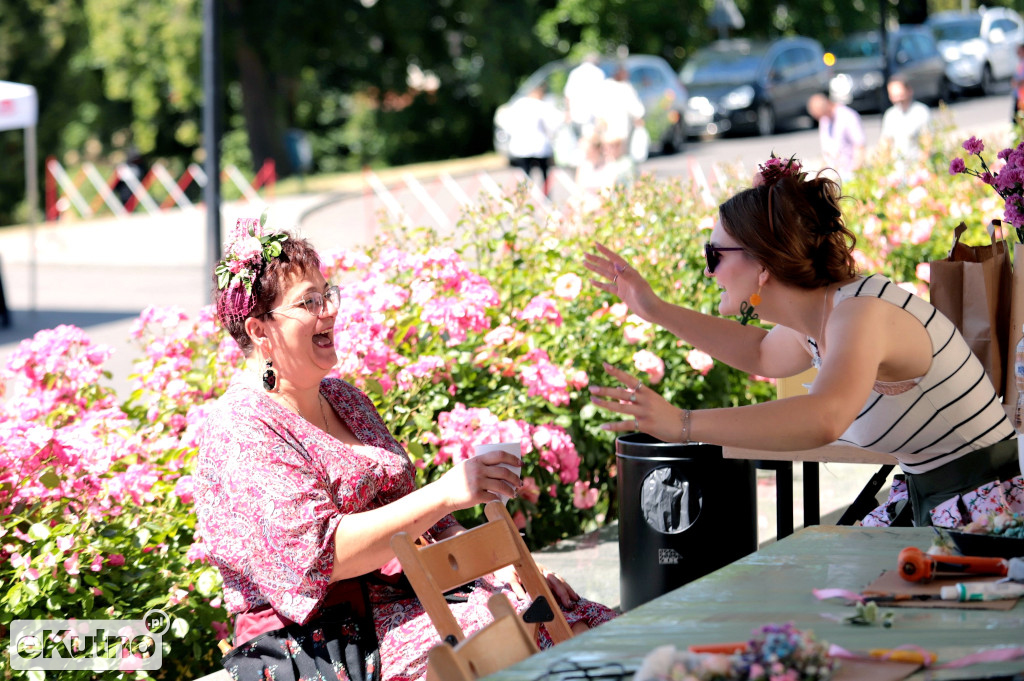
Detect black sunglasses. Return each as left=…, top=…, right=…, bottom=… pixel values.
left=703, top=243, right=746, bottom=274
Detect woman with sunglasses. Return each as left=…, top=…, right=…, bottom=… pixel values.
left=195, top=218, right=614, bottom=681
left=586, top=155, right=1018, bottom=529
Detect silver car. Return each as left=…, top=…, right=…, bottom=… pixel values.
left=927, top=7, right=1024, bottom=95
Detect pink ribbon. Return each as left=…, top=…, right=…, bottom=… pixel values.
left=812, top=588, right=865, bottom=603
left=934, top=646, right=1024, bottom=669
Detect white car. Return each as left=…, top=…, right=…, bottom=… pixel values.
left=927, top=7, right=1024, bottom=95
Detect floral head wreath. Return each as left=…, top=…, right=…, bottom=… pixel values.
left=755, top=152, right=804, bottom=235
left=755, top=152, right=803, bottom=186
left=215, top=210, right=289, bottom=327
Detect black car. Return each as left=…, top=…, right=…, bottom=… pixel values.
left=679, top=37, right=830, bottom=137
left=828, top=26, right=949, bottom=113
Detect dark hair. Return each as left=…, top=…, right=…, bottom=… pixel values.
left=214, top=231, right=322, bottom=356
left=718, top=173, right=857, bottom=289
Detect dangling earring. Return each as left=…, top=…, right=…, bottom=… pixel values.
left=738, top=286, right=762, bottom=326
left=262, top=359, right=279, bottom=392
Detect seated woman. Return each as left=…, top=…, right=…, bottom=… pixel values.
left=586, top=155, right=1021, bottom=528
left=194, top=217, right=614, bottom=681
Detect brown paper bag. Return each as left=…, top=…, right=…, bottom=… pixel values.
left=929, top=221, right=1012, bottom=397
left=1006, top=245, right=1024, bottom=425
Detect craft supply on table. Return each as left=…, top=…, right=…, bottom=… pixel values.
left=940, top=580, right=1024, bottom=601
left=896, top=546, right=1008, bottom=582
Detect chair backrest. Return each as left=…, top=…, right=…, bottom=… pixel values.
left=391, top=500, right=574, bottom=645
left=425, top=593, right=540, bottom=681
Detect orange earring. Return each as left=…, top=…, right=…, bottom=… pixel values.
left=749, top=286, right=762, bottom=307
left=739, top=285, right=762, bottom=326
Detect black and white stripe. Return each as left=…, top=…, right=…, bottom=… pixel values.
left=830, top=274, right=1014, bottom=474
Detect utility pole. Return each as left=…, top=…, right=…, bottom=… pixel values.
left=879, top=0, right=890, bottom=87
left=203, top=0, right=222, bottom=300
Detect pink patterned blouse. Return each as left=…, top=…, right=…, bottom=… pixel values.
left=194, top=375, right=456, bottom=625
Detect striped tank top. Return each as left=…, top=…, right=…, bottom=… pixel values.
left=815, top=274, right=1014, bottom=474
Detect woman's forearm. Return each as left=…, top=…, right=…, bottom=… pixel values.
left=691, top=394, right=852, bottom=452
left=328, top=485, right=456, bottom=582
left=647, top=298, right=770, bottom=374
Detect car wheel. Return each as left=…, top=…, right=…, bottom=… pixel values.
left=938, top=77, right=952, bottom=105
left=756, top=104, right=776, bottom=136
left=981, top=65, right=996, bottom=96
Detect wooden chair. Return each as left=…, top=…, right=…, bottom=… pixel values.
left=425, top=593, right=540, bottom=681
left=391, top=500, right=574, bottom=645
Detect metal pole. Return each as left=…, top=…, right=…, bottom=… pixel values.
left=203, top=0, right=222, bottom=300
left=26, top=124, right=38, bottom=314
left=879, top=0, right=890, bottom=87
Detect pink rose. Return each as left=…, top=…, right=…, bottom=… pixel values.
left=633, top=350, right=665, bottom=384
left=686, top=349, right=714, bottom=375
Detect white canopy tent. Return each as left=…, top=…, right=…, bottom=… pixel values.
left=0, top=80, right=39, bottom=315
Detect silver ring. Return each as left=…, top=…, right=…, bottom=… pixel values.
left=634, top=381, right=643, bottom=392
left=634, top=418, right=639, bottom=430
left=612, top=274, right=619, bottom=283
left=629, top=392, right=637, bottom=403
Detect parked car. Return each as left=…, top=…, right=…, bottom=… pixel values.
left=828, top=26, right=949, bottom=113
left=678, top=37, right=830, bottom=138
left=926, top=7, right=1024, bottom=95
left=492, top=54, right=689, bottom=161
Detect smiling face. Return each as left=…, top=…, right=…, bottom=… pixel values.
left=248, top=268, right=338, bottom=390
left=707, top=219, right=762, bottom=317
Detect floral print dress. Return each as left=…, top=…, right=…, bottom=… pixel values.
left=195, top=375, right=615, bottom=681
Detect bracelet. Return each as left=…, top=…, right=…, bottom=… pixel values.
left=680, top=408, right=691, bottom=444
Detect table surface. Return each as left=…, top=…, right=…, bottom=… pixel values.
left=488, top=527, right=1024, bottom=681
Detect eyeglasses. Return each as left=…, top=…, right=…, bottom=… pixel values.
left=703, top=243, right=746, bottom=274
left=265, top=285, right=341, bottom=318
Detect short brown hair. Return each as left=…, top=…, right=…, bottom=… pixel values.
left=214, top=232, right=323, bottom=355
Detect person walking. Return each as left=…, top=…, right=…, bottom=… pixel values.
left=1011, top=43, right=1024, bottom=125
left=504, top=82, right=563, bottom=195
left=878, top=76, right=931, bottom=165
left=807, top=93, right=866, bottom=177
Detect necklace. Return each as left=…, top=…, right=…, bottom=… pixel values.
left=278, top=391, right=331, bottom=436
left=317, top=394, right=331, bottom=437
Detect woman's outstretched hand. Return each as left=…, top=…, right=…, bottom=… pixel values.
left=583, top=242, right=663, bottom=323
left=590, top=362, right=687, bottom=443
left=437, top=450, right=522, bottom=510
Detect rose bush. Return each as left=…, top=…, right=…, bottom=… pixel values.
left=1, top=132, right=1012, bottom=677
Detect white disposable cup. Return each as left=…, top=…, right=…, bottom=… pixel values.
left=473, top=441, right=522, bottom=504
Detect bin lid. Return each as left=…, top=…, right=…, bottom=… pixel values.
left=615, top=432, right=722, bottom=460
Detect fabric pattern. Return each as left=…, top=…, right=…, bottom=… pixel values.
left=196, top=374, right=615, bottom=681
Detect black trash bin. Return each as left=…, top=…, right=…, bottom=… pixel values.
left=616, top=433, right=757, bottom=611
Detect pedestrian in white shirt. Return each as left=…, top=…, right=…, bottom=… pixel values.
left=878, top=76, right=931, bottom=165
left=504, top=83, right=564, bottom=195
left=564, top=53, right=606, bottom=136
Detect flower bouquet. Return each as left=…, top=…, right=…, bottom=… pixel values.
left=634, top=622, right=836, bottom=681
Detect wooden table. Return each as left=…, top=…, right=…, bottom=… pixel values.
left=488, top=527, right=1024, bottom=681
